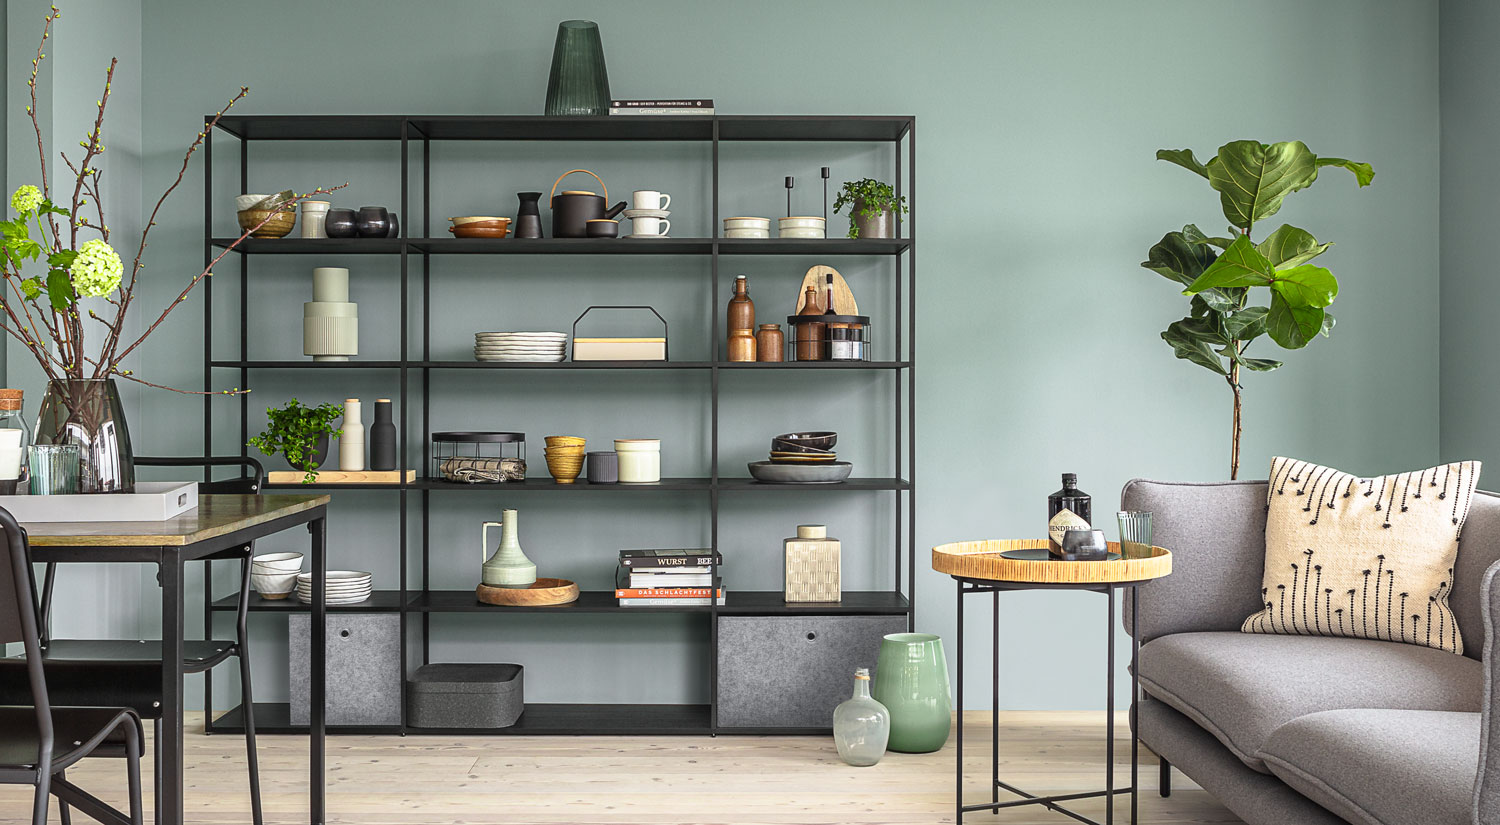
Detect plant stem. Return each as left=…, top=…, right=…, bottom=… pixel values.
left=1229, top=362, right=1242, bottom=481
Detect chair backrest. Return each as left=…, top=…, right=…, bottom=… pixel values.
left=134, top=455, right=264, bottom=495
left=0, top=504, right=55, bottom=766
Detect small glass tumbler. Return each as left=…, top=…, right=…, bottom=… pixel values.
left=29, top=443, right=80, bottom=495
left=1117, top=510, right=1153, bottom=559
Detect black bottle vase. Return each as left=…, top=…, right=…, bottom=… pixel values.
left=369, top=398, right=398, bottom=471
left=515, top=192, right=544, bottom=238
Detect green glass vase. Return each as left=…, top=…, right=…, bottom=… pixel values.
left=544, top=20, right=610, bottom=116
left=872, top=632, right=952, bottom=753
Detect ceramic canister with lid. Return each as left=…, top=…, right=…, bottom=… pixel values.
left=614, top=439, right=661, bottom=483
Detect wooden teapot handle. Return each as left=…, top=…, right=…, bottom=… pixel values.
left=549, top=169, right=607, bottom=207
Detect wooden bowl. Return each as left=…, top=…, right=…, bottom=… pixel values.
left=451, top=216, right=511, bottom=227
left=476, top=578, right=579, bottom=606
left=238, top=209, right=295, bottom=238
left=545, top=435, right=586, bottom=447
left=449, top=225, right=510, bottom=239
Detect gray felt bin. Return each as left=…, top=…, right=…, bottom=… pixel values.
left=407, top=663, right=524, bottom=729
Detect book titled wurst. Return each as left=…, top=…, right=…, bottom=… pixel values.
left=619, top=548, right=721, bottom=568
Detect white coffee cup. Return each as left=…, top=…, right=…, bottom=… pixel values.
left=633, top=216, right=671, bottom=237
left=632, top=190, right=671, bottom=211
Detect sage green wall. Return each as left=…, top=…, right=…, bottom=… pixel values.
left=11, top=0, right=1440, bottom=711
left=1439, top=1, right=1498, bottom=470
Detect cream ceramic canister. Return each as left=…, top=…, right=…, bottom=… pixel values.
left=482, top=510, right=537, bottom=588
left=300, top=200, right=331, bottom=238
left=614, top=439, right=661, bottom=483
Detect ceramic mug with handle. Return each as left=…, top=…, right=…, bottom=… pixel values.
left=633, top=216, right=671, bottom=237
left=632, top=190, right=671, bottom=211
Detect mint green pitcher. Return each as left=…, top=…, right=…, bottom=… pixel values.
left=481, top=509, right=536, bottom=588
left=872, top=632, right=952, bottom=753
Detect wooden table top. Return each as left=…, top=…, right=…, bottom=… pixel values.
left=932, top=538, right=1172, bottom=585
left=22, top=494, right=330, bottom=547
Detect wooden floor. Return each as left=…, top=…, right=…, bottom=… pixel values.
left=0, top=712, right=1239, bottom=824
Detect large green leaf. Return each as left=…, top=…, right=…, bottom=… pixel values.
left=1321, top=311, right=1335, bottom=337
left=44, top=269, right=75, bottom=313
left=1207, top=140, right=1318, bottom=229
left=1272, top=264, right=1338, bottom=308
left=1224, top=305, right=1269, bottom=340
left=1267, top=290, right=1324, bottom=349
left=1314, top=156, right=1375, bottom=187
left=1141, top=229, right=1216, bottom=287
left=1238, top=356, right=1283, bottom=372
left=1257, top=224, right=1332, bottom=269
left=1182, top=223, right=1235, bottom=250
left=1157, top=148, right=1209, bottom=179
left=1184, top=235, right=1276, bottom=292
left=1162, top=317, right=1229, bottom=375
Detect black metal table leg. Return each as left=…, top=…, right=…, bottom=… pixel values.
left=159, top=551, right=185, bottom=825
left=992, top=590, right=999, bottom=815
left=310, top=516, right=326, bottom=824
left=1105, top=586, right=1115, bottom=825
left=1131, top=585, right=1140, bottom=825
left=956, top=577, right=964, bottom=824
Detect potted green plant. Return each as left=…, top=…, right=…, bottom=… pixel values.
left=1139, top=140, right=1374, bottom=479
left=248, top=399, right=343, bottom=483
left=833, top=178, right=908, bottom=239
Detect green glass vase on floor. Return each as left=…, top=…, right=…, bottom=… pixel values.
left=544, top=20, right=610, bottom=116
left=872, top=632, right=952, bottom=753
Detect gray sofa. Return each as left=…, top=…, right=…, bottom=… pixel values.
left=1123, top=478, right=1500, bottom=825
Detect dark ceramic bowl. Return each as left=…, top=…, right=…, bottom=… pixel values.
left=325, top=208, right=357, bottom=238
left=586, top=219, right=619, bottom=239
left=771, top=431, right=838, bottom=453
left=356, top=206, right=390, bottom=238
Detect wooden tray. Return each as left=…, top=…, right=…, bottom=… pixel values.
left=267, top=469, right=417, bottom=485
left=932, top=539, right=1171, bottom=585
left=476, top=578, right=580, bottom=606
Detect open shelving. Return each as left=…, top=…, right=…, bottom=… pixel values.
left=198, top=113, right=914, bottom=736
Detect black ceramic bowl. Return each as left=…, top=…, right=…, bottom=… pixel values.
left=771, top=431, right=838, bottom=453
left=325, top=208, right=357, bottom=238
left=586, top=219, right=619, bottom=239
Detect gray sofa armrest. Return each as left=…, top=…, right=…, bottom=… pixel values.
left=1120, top=478, right=1270, bottom=643
left=1476, top=560, right=1500, bottom=824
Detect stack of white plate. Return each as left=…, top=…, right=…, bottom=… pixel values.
left=296, top=570, right=373, bottom=605
left=474, top=331, right=567, bottom=362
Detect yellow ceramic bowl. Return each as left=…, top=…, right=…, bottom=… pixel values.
left=545, top=435, right=586, bottom=447
left=237, top=209, right=295, bottom=238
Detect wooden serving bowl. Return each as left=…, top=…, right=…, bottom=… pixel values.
left=476, top=578, right=579, bottom=606
left=238, top=208, right=296, bottom=238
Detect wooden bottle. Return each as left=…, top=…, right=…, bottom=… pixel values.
left=794, top=285, right=826, bottom=361
left=756, top=324, right=785, bottom=362
left=727, top=275, right=756, bottom=361
left=728, top=328, right=757, bottom=362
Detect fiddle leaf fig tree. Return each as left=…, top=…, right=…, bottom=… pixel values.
left=1141, top=140, right=1373, bottom=479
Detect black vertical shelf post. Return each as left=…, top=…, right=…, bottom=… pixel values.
left=708, top=118, right=721, bottom=733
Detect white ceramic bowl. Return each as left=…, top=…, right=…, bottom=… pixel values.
left=723, top=217, right=770, bottom=230
left=724, top=229, right=770, bottom=239
left=779, top=216, right=826, bottom=229
left=251, top=571, right=298, bottom=597
left=235, top=194, right=271, bottom=212
left=251, top=552, right=304, bottom=572
left=779, top=227, right=825, bottom=239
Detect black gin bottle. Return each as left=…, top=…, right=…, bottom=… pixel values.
left=1047, top=473, right=1091, bottom=556
left=369, top=398, right=398, bottom=472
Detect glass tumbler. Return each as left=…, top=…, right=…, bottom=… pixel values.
left=29, top=443, right=81, bottom=495
left=1117, top=510, right=1154, bottom=559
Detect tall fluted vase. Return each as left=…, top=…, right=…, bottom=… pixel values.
left=872, top=632, right=952, bottom=753
left=33, top=378, right=135, bottom=493
left=544, top=20, right=611, bottom=116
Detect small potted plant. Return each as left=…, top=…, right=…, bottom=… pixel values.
left=833, top=178, right=908, bottom=239
left=248, top=399, right=343, bottom=484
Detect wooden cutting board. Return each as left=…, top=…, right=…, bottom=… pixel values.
left=267, top=469, right=416, bottom=485
left=794, top=265, right=859, bottom=315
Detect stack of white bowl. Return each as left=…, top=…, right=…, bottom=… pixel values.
left=250, top=552, right=304, bottom=600
left=723, top=217, right=770, bottom=239
left=296, top=570, right=373, bottom=605
left=474, top=331, right=567, bottom=362
left=779, top=216, right=826, bottom=239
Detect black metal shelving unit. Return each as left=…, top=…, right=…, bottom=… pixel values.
left=198, top=114, right=915, bottom=736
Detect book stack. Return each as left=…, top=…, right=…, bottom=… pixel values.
left=616, top=549, right=725, bottom=606
left=608, top=99, right=715, bottom=116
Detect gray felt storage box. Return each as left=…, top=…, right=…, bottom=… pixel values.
left=717, top=614, right=906, bottom=728
left=407, top=663, right=524, bottom=729
left=289, top=613, right=401, bottom=726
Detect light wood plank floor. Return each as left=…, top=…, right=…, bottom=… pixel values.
left=0, top=712, right=1238, bottom=824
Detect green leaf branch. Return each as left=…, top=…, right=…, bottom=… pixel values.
left=1140, top=140, right=1373, bottom=479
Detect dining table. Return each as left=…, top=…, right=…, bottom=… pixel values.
left=23, top=493, right=331, bottom=825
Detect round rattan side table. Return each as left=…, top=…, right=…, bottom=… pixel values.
left=932, top=539, right=1173, bottom=825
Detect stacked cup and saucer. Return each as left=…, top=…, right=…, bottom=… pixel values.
left=624, top=190, right=671, bottom=239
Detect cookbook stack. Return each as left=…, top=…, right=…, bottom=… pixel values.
left=615, top=549, right=724, bottom=606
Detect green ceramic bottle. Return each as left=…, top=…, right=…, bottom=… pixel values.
left=872, top=632, right=952, bottom=753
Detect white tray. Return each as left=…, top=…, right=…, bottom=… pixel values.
left=0, top=481, right=199, bottom=522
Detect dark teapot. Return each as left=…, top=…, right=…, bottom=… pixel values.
left=549, top=168, right=627, bottom=238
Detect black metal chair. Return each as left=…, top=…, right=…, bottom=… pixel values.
left=0, top=504, right=145, bottom=825
left=28, top=456, right=265, bottom=825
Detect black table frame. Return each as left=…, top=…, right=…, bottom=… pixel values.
left=953, top=575, right=1142, bottom=825
left=29, top=504, right=329, bottom=825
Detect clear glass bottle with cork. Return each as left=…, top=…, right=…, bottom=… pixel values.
left=784, top=523, right=841, bottom=603
left=0, top=390, right=28, bottom=494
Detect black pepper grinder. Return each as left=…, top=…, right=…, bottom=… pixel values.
left=785, top=176, right=795, bottom=217
left=821, top=167, right=830, bottom=223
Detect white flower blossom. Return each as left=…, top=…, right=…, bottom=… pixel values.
left=69, top=239, right=123, bottom=297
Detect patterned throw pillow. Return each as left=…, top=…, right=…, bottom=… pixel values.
left=1241, top=457, right=1482, bottom=654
